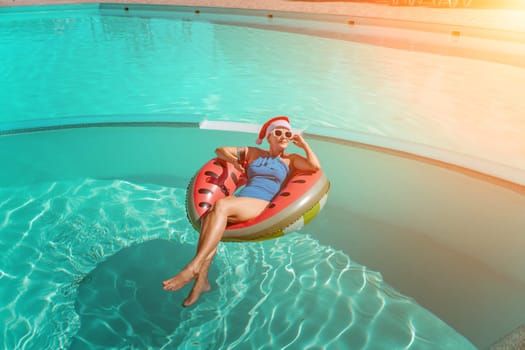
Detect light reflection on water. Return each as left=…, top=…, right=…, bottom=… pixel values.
left=0, top=179, right=474, bottom=349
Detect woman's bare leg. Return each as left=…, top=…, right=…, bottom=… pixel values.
left=183, top=249, right=215, bottom=306
left=162, top=196, right=268, bottom=304
left=162, top=204, right=228, bottom=292
left=181, top=215, right=217, bottom=306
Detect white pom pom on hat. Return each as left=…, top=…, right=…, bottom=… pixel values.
left=255, top=116, right=292, bottom=145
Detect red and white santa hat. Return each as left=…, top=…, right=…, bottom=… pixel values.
left=255, top=116, right=292, bottom=145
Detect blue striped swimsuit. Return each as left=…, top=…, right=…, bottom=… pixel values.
left=236, top=156, right=289, bottom=201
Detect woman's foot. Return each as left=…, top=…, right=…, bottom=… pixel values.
left=162, top=265, right=199, bottom=292
left=183, top=277, right=211, bottom=307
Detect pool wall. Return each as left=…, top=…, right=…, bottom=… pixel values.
left=1, top=123, right=524, bottom=348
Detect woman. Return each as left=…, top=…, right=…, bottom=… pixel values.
left=162, top=116, right=321, bottom=306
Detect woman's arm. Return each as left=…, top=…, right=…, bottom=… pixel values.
left=290, top=134, right=321, bottom=172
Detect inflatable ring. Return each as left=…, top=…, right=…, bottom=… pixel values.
left=186, top=158, right=330, bottom=242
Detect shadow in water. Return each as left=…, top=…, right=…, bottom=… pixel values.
left=70, top=239, right=208, bottom=349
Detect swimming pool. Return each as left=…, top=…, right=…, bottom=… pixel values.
left=1, top=3, right=524, bottom=349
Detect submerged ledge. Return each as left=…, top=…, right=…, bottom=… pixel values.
left=2, top=117, right=524, bottom=191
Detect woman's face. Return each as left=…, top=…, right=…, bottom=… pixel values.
left=268, top=128, right=293, bottom=148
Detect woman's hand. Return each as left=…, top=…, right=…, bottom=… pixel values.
left=290, top=134, right=321, bottom=172
left=291, top=134, right=308, bottom=149
left=233, top=160, right=245, bottom=173
left=216, top=146, right=247, bottom=174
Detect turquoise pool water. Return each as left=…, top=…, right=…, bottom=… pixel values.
left=1, top=127, right=476, bottom=349
left=2, top=5, right=353, bottom=127
left=0, top=4, right=478, bottom=349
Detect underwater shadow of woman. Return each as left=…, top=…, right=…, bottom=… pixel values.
left=71, top=239, right=214, bottom=348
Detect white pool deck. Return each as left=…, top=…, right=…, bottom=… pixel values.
left=2, top=0, right=525, bottom=189
left=2, top=0, right=525, bottom=33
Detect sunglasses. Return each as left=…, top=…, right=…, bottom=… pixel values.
left=272, top=129, right=293, bottom=139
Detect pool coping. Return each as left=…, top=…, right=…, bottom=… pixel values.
left=2, top=2, right=523, bottom=43
left=1, top=0, right=525, bottom=32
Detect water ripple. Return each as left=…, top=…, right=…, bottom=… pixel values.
left=0, top=178, right=475, bottom=349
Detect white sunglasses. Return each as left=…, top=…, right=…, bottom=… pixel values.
left=271, top=129, right=293, bottom=139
